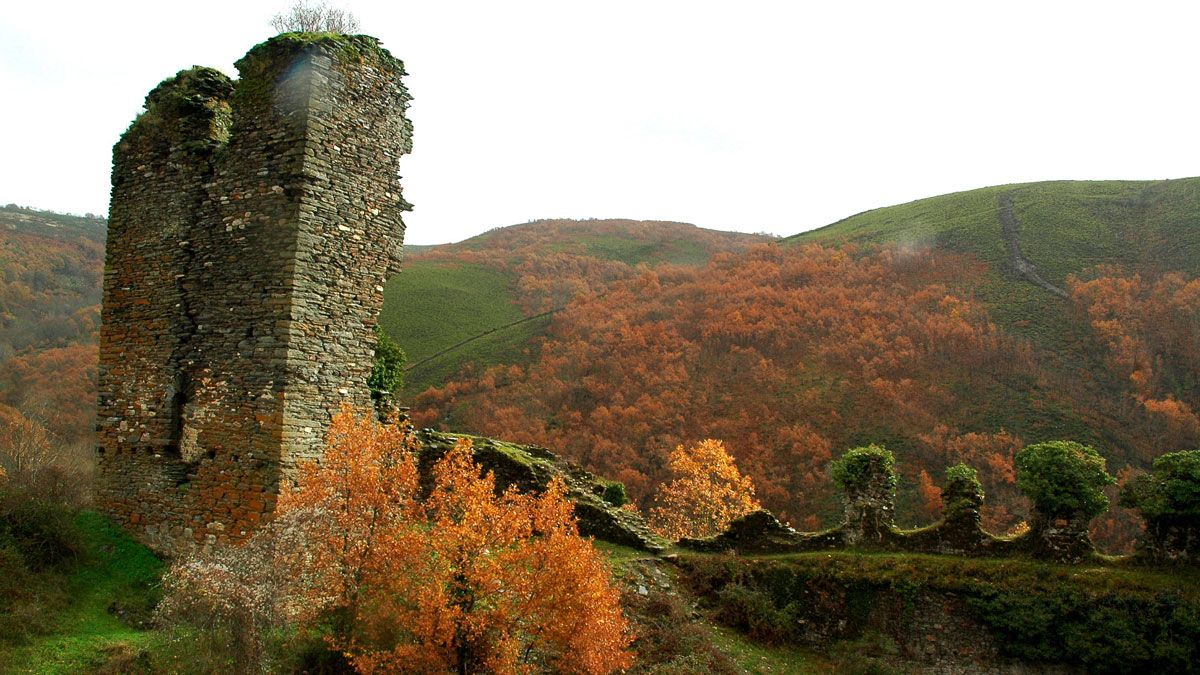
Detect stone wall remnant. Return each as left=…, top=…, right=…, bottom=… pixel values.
left=680, top=444, right=1124, bottom=564
left=96, top=34, right=412, bottom=554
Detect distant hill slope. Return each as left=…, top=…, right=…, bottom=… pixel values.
left=783, top=179, right=1200, bottom=459
left=785, top=179, right=1200, bottom=346
left=0, top=205, right=105, bottom=444
left=381, top=219, right=775, bottom=396
left=0, top=205, right=107, bottom=245
left=0, top=205, right=105, bottom=357
left=786, top=179, right=1200, bottom=276
left=404, top=182, right=1200, bottom=553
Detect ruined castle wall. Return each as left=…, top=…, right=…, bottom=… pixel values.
left=96, top=68, right=236, bottom=550
left=97, top=35, right=410, bottom=553
left=277, top=42, right=411, bottom=469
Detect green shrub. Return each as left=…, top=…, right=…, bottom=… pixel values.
left=684, top=552, right=1200, bottom=672
left=942, top=463, right=984, bottom=519
left=1015, top=441, right=1114, bottom=519
left=0, top=477, right=83, bottom=648
left=368, top=327, right=406, bottom=404
left=969, top=590, right=1200, bottom=671
left=1119, top=450, right=1200, bottom=521
left=715, top=583, right=799, bottom=644
left=831, top=445, right=897, bottom=495
left=828, top=631, right=903, bottom=675
left=600, top=479, right=629, bottom=508
left=622, top=589, right=738, bottom=674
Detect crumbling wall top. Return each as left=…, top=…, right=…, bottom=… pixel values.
left=119, top=67, right=233, bottom=156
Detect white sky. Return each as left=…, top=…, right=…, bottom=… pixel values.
left=2, top=1, right=1199, bottom=245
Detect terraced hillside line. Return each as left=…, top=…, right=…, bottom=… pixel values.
left=404, top=306, right=563, bottom=373
left=998, top=193, right=1069, bottom=298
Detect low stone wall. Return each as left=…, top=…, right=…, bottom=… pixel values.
left=682, top=448, right=1116, bottom=564
left=677, top=553, right=1200, bottom=673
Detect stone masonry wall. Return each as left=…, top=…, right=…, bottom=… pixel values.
left=96, top=34, right=411, bottom=554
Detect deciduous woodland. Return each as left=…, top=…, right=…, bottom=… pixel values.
left=0, top=207, right=103, bottom=479
left=4, top=185, right=1200, bottom=670
left=4, top=204, right=1200, bottom=553
left=407, top=233, right=1199, bottom=550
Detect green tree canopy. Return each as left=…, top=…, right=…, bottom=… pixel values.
left=1015, top=441, right=1114, bottom=520
left=368, top=328, right=405, bottom=403
left=831, top=444, right=897, bottom=495
left=1119, top=449, right=1200, bottom=521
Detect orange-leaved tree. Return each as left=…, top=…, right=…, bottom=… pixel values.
left=156, top=408, right=423, bottom=669
left=648, top=439, right=761, bottom=540
left=274, top=409, right=632, bottom=673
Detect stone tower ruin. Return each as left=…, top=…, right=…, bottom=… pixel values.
left=96, top=34, right=411, bottom=553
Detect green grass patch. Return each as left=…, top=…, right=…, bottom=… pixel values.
left=578, top=234, right=711, bottom=266
left=379, top=261, right=544, bottom=397
left=708, top=624, right=821, bottom=673
left=593, top=541, right=647, bottom=571
left=1, top=512, right=163, bottom=674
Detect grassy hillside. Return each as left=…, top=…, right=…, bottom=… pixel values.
left=786, top=179, right=1200, bottom=273
left=380, top=262, right=538, bottom=397
left=443, top=218, right=770, bottom=266
left=0, top=512, right=162, bottom=673
left=785, top=178, right=1200, bottom=347
left=382, top=219, right=773, bottom=397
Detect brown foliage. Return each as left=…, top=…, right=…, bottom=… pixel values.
left=414, top=244, right=1037, bottom=528
left=0, top=343, right=98, bottom=445
left=1070, top=267, right=1200, bottom=456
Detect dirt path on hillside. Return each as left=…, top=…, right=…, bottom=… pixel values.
left=998, top=194, right=1069, bottom=299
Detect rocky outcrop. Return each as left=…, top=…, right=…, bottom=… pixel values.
left=416, top=430, right=667, bottom=552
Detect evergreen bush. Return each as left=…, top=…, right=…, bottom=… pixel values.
left=1015, top=441, right=1114, bottom=520
left=942, top=463, right=984, bottom=520
left=831, top=445, right=897, bottom=495
left=1119, top=449, right=1200, bottom=521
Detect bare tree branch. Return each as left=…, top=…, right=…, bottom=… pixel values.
left=270, top=1, right=361, bottom=34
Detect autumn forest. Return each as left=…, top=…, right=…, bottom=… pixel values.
left=4, top=179, right=1200, bottom=559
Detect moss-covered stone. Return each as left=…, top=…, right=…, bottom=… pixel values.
left=233, top=32, right=408, bottom=115
left=120, top=67, right=233, bottom=156
left=415, top=430, right=667, bottom=552
left=677, top=551, right=1200, bottom=673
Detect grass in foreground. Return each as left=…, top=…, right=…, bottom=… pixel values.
left=708, top=624, right=825, bottom=674
left=2, top=511, right=162, bottom=674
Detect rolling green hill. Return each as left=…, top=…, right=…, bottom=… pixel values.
left=785, top=178, right=1200, bottom=347
left=380, top=261, right=547, bottom=397
left=381, top=219, right=774, bottom=397
left=786, top=179, right=1200, bottom=274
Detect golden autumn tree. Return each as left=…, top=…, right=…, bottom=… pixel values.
left=648, top=439, right=761, bottom=540
left=275, top=409, right=632, bottom=674
left=275, top=407, right=424, bottom=630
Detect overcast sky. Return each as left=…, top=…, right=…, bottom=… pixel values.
left=2, top=1, right=1199, bottom=244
